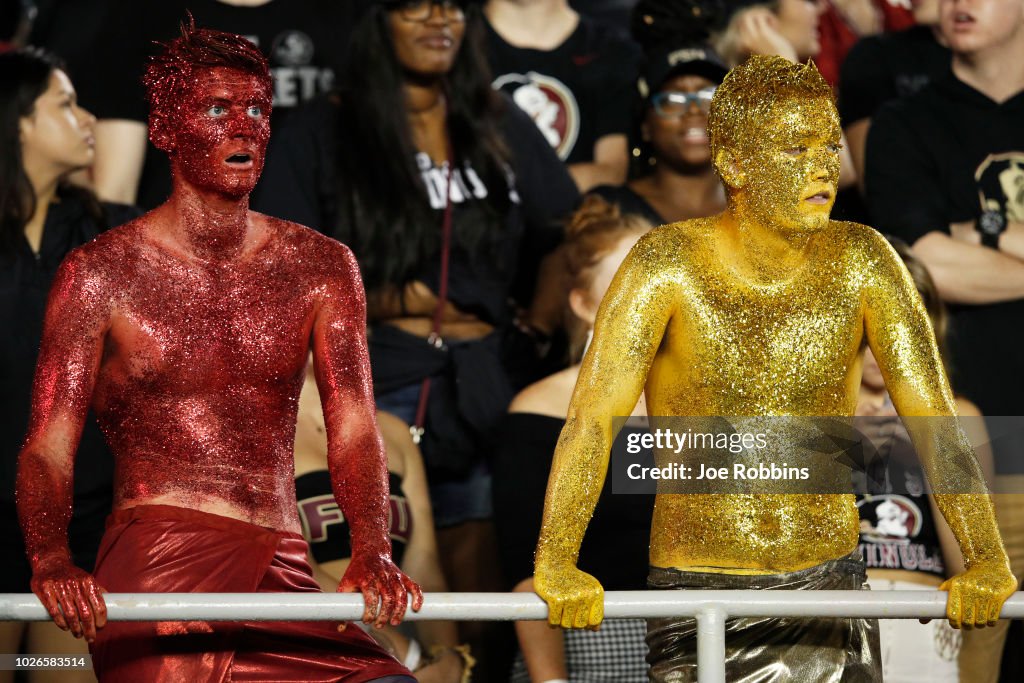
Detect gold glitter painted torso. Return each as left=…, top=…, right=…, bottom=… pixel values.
left=611, top=217, right=871, bottom=573
left=536, top=57, right=1013, bottom=630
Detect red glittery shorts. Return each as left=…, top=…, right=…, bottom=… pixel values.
left=89, top=504, right=409, bottom=682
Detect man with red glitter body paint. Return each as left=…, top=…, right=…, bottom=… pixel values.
left=15, top=23, right=421, bottom=683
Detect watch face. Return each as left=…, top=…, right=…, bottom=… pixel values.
left=979, top=210, right=1007, bottom=236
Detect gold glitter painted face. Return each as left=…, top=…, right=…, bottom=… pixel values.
left=709, top=56, right=841, bottom=235
left=735, top=96, right=842, bottom=235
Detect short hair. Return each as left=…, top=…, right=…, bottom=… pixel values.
left=707, top=55, right=834, bottom=165
left=143, top=17, right=271, bottom=148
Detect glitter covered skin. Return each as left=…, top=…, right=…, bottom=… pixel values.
left=534, top=56, right=1015, bottom=630
left=16, top=27, right=421, bottom=642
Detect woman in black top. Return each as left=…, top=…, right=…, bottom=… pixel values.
left=0, top=48, right=139, bottom=679
left=590, top=2, right=727, bottom=226
left=254, top=1, right=577, bottom=675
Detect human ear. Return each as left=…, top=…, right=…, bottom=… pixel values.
left=149, top=115, right=174, bottom=153
left=715, top=148, right=746, bottom=189
left=568, top=288, right=597, bottom=327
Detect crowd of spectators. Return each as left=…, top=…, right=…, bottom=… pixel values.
left=3, top=0, right=1023, bottom=681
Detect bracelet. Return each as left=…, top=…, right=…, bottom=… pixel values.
left=426, top=643, right=476, bottom=683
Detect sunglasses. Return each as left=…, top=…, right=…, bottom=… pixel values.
left=391, top=0, right=466, bottom=22
left=650, top=87, right=717, bottom=118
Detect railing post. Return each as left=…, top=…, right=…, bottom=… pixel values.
left=696, top=605, right=727, bottom=683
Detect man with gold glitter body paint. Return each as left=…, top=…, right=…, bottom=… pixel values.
left=15, top=23, right=421, bottom=683
left=533, top=55, right=1017, bottom=682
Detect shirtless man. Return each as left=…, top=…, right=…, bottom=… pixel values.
left=16, top=25, right=419, bottom=682
left=533, top=56, right=1016, bottom=682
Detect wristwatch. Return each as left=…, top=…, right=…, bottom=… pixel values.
left=977, top=209, right=1007, bottom=249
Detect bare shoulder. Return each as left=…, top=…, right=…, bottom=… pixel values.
left=58, top=214, right=147, bottom=287
left=639, top=217, right=712, bottom=255
left=508, top=367, right=580, bottom=418
left=829, top=220, right=892, bottom=255
left=954, top=396, right=983, bottom=417
left=256, top=212, right=360, bottom=279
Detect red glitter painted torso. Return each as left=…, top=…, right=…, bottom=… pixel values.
left=17, top=32, right=420, bottom=642
left=85, top=214, right=340, bottom=533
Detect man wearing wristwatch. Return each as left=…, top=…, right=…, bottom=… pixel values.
left=864, top=0, right=1024, bottom=679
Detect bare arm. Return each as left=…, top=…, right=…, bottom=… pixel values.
left=514, top=577, right=569, bottom=681
left=567, top=134, right=629, bottom=193
left=91, top=120, right=147, bottom=204
left=838, top=131, right=858, bottom=191
left=912, top=230, right=1024, bottom=305
left=382, top=415, right=465, bottom=683
left=931, top=399, right=996, bottom=577
left=534, top=234, right=676, bottom=628
left=16, top=248, right=112, bottom=642
left=861, top=229, right=1015, bottom=628
left=313, top=245, right=422, bottom=628
left=844, top=119, right=870, bottom=194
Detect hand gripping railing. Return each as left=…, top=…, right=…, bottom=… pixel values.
left=3, top=591, right=1023, bottom=683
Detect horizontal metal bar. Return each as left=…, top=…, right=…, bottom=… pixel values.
left=1, top=591, right=1023, bottom=622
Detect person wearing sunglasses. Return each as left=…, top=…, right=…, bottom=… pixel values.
left=590, top=42, right=728, bottom=227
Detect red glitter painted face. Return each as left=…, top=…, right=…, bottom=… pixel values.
left=159, top=67, right=271, bottom=198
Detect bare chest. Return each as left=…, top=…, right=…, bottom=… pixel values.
left=102, top=255, right=317, bottom=388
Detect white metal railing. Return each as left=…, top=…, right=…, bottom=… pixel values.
left=3, top=591, right=1023, bottom=683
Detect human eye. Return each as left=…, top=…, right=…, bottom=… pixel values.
left=784, top=145, right=808, bottom=156
left=827, top=142, right=844, bottom=153
left=246, top=105, right=263, bottom=118
left=207, top=105, right=227, bottom=117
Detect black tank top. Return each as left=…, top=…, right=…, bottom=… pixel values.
left=855, top=414, right=946, bottom=579
left=295, top=471, right=412, bottom=567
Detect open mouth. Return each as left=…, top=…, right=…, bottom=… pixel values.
left=419, top=34, right=454, bottom=49
left=224, top=152, right=253, bottom=169
left=953, top=12, right=975, bottom=28
left=682, top=127, right=708, bottom=142
left=804, top=191, right=832, bottom=205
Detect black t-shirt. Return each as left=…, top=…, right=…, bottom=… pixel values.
left=864, top=72, right=1024, bottom=421
left=491, top=412, right=653, bottom=590
left=589, top=183, right=665, bottom=226
left=485, top=15, right=640, bottom=165
left=29, top=0, right=113, bottom=85
left=252, top=94, right=579, bottom=323
left=837, top=25, right=950, bottom=126
left=76, top=0, right=361, bottom=209
left=1, top=196, right=140, bottom=510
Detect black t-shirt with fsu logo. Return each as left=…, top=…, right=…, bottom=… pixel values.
left=485, top=15, right=640, bottom=165
left=77, top=0, right=363, bottom=209
left=865, top=71, right=1024, bottom=430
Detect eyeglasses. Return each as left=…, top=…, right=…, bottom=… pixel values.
left=650, top=88, right=716, bottom=118
left=393, top=0, right=466, bottom=22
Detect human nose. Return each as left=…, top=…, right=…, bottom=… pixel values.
left=423, top=1, right=450, bottom=25
left=810, top=147, right=838, bottom=181
left=76, top=105, right=96, bottom=132
left=226, top=108, right=258, bottom=137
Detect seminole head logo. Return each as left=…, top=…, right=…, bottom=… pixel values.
left=857, top=494, right=923, bottom=543
left=493, top=71, right=579, bottom=161
left=976, top=153, right=1024, bottom=223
